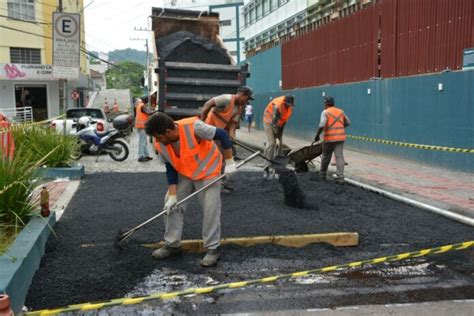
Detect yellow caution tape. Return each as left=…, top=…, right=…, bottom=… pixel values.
left=347, top=135, right=473, bottom=153
left=26, top=240, right=473, bottom=315
left=0, top=114, right=65, bottom=133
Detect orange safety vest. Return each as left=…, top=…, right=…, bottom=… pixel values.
left=263, top=96, right=293, bottom=127
left=205, top=95, right=239, bottom=130
left=135, top=103, right=149, bottom=129
left=0, top=121, right=15, bottom=161
left=323, top=106, right=346, bottom=142
left=154, top=117, right=222, bottom=181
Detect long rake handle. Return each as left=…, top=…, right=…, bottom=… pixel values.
left=119, top=151, right=260, bottom=241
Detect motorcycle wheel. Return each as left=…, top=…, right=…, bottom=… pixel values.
left=70, top=141, right=82, bottom=160
left=108, top=140, right=129, bottom=161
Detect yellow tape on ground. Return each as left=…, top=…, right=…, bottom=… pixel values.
left=26, top=241, right=473, bottom=315
left=347, top=135, right=473, bottom=153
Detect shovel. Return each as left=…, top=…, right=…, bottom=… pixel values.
left=114, top=151, right=261, bottom=247
left=233, top=139, right=290, bottom=170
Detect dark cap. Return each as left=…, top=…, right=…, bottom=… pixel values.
left=284, top=94, right=295, bottom=106
left=238, top=86, right=254, bottom=100
left=140, top=96, right=149, bottom=103
left=323, top=96, right=334, bottom=105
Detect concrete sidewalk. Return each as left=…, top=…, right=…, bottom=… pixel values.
left=236, top=129, right=474, bottom=219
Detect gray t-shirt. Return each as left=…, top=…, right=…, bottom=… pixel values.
left=212, top=94, right=240, bottom=123
left=160, top=119, right=216, bottom=162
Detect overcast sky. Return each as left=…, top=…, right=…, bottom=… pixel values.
left=84, top=0, right=249, bottom=54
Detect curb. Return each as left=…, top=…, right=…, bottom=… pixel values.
left=37, top=165, right=85, bottom=180
left=0, top=214, right=57, bottom=314
left=235, top=137, right=474, bottom=227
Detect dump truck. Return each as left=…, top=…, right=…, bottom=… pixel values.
left=151, top=7, right=250, bottom=119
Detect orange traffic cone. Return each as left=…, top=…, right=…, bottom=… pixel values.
left=103, top=97, right=110, bottom=113
left=0, top=294, right=13, bottom=316
left=113, top=98, right=119, bottom=112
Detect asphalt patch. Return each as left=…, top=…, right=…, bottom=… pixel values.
left=277, top=170, right=307, bottom=209
left=25, top=172, right=474, bottom=312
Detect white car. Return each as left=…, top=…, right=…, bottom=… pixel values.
left=51, top=108, right=109, bottom=134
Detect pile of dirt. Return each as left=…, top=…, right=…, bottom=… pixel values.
left=25, top=172, right=474, bottom=311
left=157, top=30, right=231, bottom=64
left=277, top=170, right=307, bottom=208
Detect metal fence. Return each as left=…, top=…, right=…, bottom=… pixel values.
left=281, top=0, right=474, bottom=89
left=1, top=106, right=33, bottom=124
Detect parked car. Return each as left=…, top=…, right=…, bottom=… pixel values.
left=51, top=108, right=109, bottom=134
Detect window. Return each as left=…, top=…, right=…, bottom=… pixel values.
left=250, top=8, right=255, bottom=23
left=220, top=20, right=232, bottom=26
left=256, top=3, right=261, bottom=20
left=7, top=0, right=35, bottom=21
left=244, top=12, right=249, bottom=27
left=10, top=47, right=41, bottom=64
left=263, top=0, right=269, bottom=15
left=279, top=0, right=289, bottom=6
left=271, top=0, right=278, bottom=11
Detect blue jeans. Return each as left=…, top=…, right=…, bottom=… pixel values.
left=137, top=128, right=150, bottom=158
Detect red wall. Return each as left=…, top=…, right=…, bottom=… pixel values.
left=282, top=0, right=474, bottom=90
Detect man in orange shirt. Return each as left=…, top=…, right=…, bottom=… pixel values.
left=314, top=96, right=351, bottom=184
left=262, top=95, right=295, bottom=178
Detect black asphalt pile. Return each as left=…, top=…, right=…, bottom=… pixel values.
left=26, top=172, right=474, bottom=311
left=277, top=170, right=307, bottom=208
left=157, top=30, right=231, bottom=64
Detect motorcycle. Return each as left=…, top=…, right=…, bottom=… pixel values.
left=70, top=116, right=130, bottom=161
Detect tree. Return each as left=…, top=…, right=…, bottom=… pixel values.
left=105, top=62, right=145, bottom=97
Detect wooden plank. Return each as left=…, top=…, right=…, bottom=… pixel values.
left=143, top=232, right=359, bottom=253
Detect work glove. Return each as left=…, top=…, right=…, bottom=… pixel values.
left=314, top=134, right=320, bottom=143
left=224, top=158, right=237, bottom=176
left=164, top=194, right=178, bottom=215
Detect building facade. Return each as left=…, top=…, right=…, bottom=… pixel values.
left=0, top=0, right=90, bottom=121
left=242, top=0, right=374, bottom=57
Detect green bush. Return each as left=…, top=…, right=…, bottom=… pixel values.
left=12, top=126, right=77, bottom=168
left=0, top=148, right=39, bottom=236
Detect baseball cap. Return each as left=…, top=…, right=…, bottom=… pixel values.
left=238, top=86, right=254, bottom=100
left=284, top=94, right=295, bottom=106
left=323, top=96, right=334, bottom=105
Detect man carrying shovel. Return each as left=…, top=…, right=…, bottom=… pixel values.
left=262, top=95, right=295, bottom=179
left=145, top=112, right=236, bottom=267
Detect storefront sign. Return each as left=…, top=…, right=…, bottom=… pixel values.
left=53, top=12, right=81, bottom=79
left=0, top=63, right=54, bottom=80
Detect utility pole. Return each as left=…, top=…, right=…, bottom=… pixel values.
left=133, top=26, right=153, bottom=98
left=130, top=37, right=150, bottom=97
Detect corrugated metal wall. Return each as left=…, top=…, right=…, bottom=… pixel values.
left=250, top=70, right=474, bottom=172
left=281, top=0, right=474, bottom=89
left=282, top=6, right=379, bottom=89
left=246, top=46, right=282, bottom=94
left=381, top=0, right=474, bottom=77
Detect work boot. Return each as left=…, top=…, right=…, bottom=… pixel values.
left=200, top=249, right=219, bottom=267
left=335, top=178, right=345, bottom=185
left=152, top=245, right=182, bottom=259
left=138, top=157, right=147, bottom=162
left=145, top=156, right=153, bottom=161
left=262, top=167, right=269, bottom=180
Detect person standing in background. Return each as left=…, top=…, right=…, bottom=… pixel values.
left=245, top=103, right=253, bottom=132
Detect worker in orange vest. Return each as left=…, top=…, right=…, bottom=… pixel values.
left=0, top=112, right=15, bottom=161
left=112, top=98, right=119, bottom=112
left=145, top=112, right=236, bottom=267
left=135, top=96, right=156, bottom=162
left=314, top=96, right=351, bottom=184
left=262, top=95, right=295, bottom=178
left=201, top=86, right=254, bottom=192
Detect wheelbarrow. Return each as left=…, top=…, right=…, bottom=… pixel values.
left=286, top=141, right=323, bottom=173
